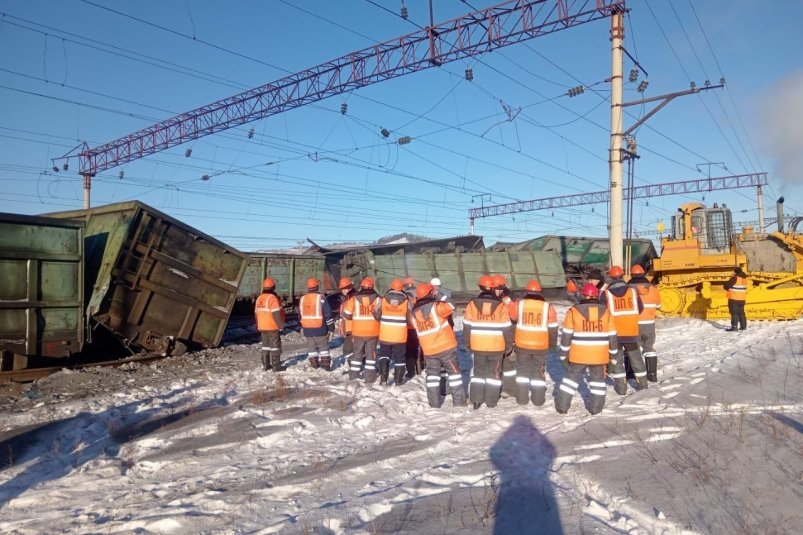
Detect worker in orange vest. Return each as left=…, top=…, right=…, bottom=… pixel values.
left=402, top=276, right=421, bottom=378
left=333, top=277, right=356, bottom=373
left=629, top=265, right=662, bottom=382
left=508, top=279, right=558, bottom=406
left=599, top=265, right=645, bottom=394
left=255, top=277, right=285, bottom=371
left=724, top=266, right=748, bottom=331
left=492, top=274, right=517, bottom=397
left=343, top=277, right=382, bottom=383
left=374, top=278, right=411, bottom=386
left=410, top=283, right=466, bottom=408
left=555, top=283, right=618, bottom=414
left=465, top=275, right=514, bottom=409
left=299, top=278, right=335, bottom=370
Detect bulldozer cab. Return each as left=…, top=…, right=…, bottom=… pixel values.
left=669, top=203, right=733, bottom=255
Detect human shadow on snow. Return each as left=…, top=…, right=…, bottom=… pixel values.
left=0, top=386, right=230, bottom=508
left=490, top=414, right=563, bottom=534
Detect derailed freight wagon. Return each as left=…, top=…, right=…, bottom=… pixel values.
left=495, top=235, right=658, bottom=276
left=0, top=214, right=84, bottom=371
left=46, top=201, right=249, bottom=356
left=338, top=247, right=566, bottom=300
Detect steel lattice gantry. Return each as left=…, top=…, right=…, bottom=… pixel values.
left=78, top=0, right=625, bottom=179
left=468, top=173, right=769, bottom=223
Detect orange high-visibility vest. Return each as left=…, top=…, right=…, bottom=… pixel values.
left=345, top=294, right=380, bottom=338
left=464, top=298, right=511, bottom=353
left=299, top=293, right=323, bottom=329
left=255, top=293, right=284, bottom=331
left=339, top=300, right=353, bottom=334
left=510, top=299, right=558, bottom=351
left=604, top=287, right=640, bottom=338
left=632, top=282, right=661, bottom=325
left=561, top=304, right=617, bottom=365
left=378, top=296, right=409, bottom=344
left=727, top=276, right=748, bottom=301
left=411, top=301, right=457, bottom=356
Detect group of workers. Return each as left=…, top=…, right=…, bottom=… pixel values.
left=254, top=266, right=666, bottom=414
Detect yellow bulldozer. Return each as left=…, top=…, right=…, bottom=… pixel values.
left=651, top=201, right=803, bottom=320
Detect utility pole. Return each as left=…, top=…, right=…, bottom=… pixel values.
left=608, top=7, right=625, bottom=267
left=756, top=184, right=765, bottom=233
left=82, top=174, right=91, bottom=209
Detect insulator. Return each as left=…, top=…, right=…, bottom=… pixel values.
left=119, top=171, right=124, bottom=179
left=628, top=68, right=639, bottom=83
left=690, top=81, right=697, bottom=90
left=380, top=128, right=390, bottom=138
left=201, top=174, right=210, bottom=181
left=465, top=68, right=473, bottom=81
left=341, top=102, right=348, bottom=114
left=185, top=148, right=192, bottom=157
left=248, top=127, right=254, bottom=139
left=401, top=5, right=408, bottom=19
left=52, top=166, right=59, bottom=173
left=63, top=162, right=69, bottom=171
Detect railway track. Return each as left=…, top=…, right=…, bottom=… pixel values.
left=0, top=353, right=169, bottom=384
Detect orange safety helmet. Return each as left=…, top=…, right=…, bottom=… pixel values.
left=493, top=274, right=507, bottom=288
left=338, top=276, right=353, bottom=289
left=262, top=277, right=276, bottom=290
left=478, top=274, right=495, bottom=290
left=403, top=276, right=415, bottom=287
left=390, top=278, right=404, bottom=291
left=526, top=279, right=542, bottom=292
left=608, top=265, right=624, bottom=279
left=306, top=277, right=319, bottom=289
left=360, top=277, right=374, bottom=289
left=416, top=283, right=433, bottom=299
left=581, top=282, right=600, bottom=299
left=630, top=265, right=645, bottom=275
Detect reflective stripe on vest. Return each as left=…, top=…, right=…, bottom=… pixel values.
left=605, top=288, right=640, bottom=316
left=727, top=276, right=748, bottom=301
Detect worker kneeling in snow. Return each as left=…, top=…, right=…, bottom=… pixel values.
left=555, top=283, right=618, bottom=415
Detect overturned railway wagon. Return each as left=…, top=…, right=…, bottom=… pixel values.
left=45, top=201, right=249, bottom=357
left=496, top=235, right=658, bottom=275
left=0, top=214, right=85, bottom=371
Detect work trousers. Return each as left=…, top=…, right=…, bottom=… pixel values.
left=350, top=336, right=378, bottom=383
left=639, top=324, right=658, bottom=382
left=513, top=349, right=548, bottom=406
left=306, top=335, right=330, bottom=370
left=609, top=342, right=647, bottom=394
left=555, top=363, right=607, bottom=415
left=728, top=299, right=747, bottom=330
left=341, top=333, right=354, bottom=373
left=470, top=353, right=504, bottom=408
left=260, top=330, right=282, bottom=371
left=405, top=329, right=420, bottom=378
left=378, top=342, right=406, bottom=385
left=424, top=351, right=465, bottom=408
left=501, top=350, right=517, bottom=397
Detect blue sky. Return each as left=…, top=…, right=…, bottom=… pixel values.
left=1, top=0, right=801, bottom=250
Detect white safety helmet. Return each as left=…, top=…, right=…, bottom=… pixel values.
left=430, top=277, right=442, bottom=286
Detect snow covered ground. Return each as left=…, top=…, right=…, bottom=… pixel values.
left=1, top=307, right=801, bottom=534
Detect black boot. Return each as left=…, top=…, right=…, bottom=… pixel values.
left=379, top=360, right=390, bottom=385
left=261, top=353, right=271, bottom=371
left=309, top=356, right=320, bottom=369
left=321, top=356, right=332, bottom=371
left=439, top=372, right=448, bottom=397
left=473, top=402, right=482, bottom=410
left=646, top=357, right=658, bottom=383
left=270, top=354, right=284, bottom=372
left=394, top=367, right=406, bottom=386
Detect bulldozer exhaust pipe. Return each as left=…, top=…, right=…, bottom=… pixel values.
left=777, top=197, right=785, bottom=233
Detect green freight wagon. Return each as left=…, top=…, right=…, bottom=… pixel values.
left=0, top=214, right=84, bottom=371
left=46, top=201, right=249, bottom=356
left=238, top=253, right=327, bottom=310
left=499, top=235, right=658, bottom=274
left=342, top=248, right=566, bottom=299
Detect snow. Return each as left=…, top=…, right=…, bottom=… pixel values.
left=1, top=307, right=802, bottom=534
